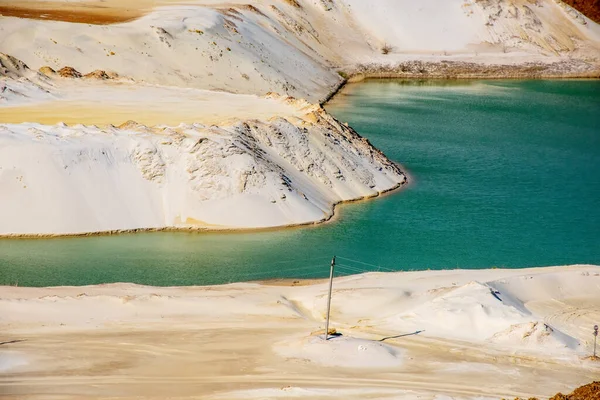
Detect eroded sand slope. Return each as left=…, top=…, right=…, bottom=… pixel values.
left=1, top=0, right=600, bottom=101
left=1, top=0, right=599, bottom=234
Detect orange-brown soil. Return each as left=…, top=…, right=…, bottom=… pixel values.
left=517, top=381, right=600, bottom=400
left=549, top=381, right=600, bottom=400
left=0, top=1, right=151, bottom=24
left=562, top=0, right=600, bottom=23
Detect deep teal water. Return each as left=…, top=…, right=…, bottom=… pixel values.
left=1, top=80, right=599, bottom=287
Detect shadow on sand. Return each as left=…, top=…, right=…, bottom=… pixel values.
left=378, top=330, right=424, bottom=342
left=0, top=339, right=27, bottom=346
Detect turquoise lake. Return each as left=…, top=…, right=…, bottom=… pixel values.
left=1, top=80, right=599, bottom=287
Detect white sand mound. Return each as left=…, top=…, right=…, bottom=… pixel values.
left=0, top=78, right=54, bottom=105
left=0, top=53, right=38, bottom=80
left=274, top=334, right=404, bottom=368
left=388, top=281, right=533, bottom=342
left=342, top=278, right=583, bottom=355
left=489, top=321, right=580, bottom=351
left=0, top=351, right=28, bottom=372
left=0, top=53, right=54, bottom=104
left=486, top=269, right=600, bottom=349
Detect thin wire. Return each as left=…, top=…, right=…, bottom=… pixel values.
left=334, top=270, right=356, bottom=277
left=219, top=255, right=399, bottom=284
left=335, top=267, right=373, bottom=277
left=335, top=264, right=372, bottom=274
left=335, top=267, right=367, bottom=277
left=336, top=256, right=397, bottom=272
left=338, top=263, right=383, bottom=273
left=336, top=264, right=399, bottom=277
left=340, top=258, right=395, bottom=272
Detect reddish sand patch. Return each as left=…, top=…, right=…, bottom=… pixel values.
left=0, top=1, right=149, bottom=24
left=562, top=0, right=600, bottom=23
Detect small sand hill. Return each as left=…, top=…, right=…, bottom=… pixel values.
left=274, top=335, right=404, bottom=368
left=0, top=352, right=28, bottom=373
left=388, top=281, right=535, bottom=341
left=490, top=321, right=579, bottom=351
left=0, top=53, right=36, bottom=79
left=0, top=53, right=53, bottom=104
left=487, top=269, right=600, bottom=347
left=363, top=280, right=581, bottom=351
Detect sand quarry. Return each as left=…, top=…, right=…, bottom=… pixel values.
left=1, top=0, right=600, bottom=398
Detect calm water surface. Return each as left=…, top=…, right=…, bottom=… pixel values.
left=1, top=80, right=599, bottom=286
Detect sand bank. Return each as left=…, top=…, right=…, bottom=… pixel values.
left=1, top=265, right=599, bottom=399
left=0, top=103, right=406, bottom=236
left=0, top=80, right=306, bottom=126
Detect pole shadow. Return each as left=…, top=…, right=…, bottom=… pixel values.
left=0, top=339, right=27, bottom=346
left=378, top=330, right=424, bottom=342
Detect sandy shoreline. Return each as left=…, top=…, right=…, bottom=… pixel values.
left=2, top=265, right=599, bottom=399
left=0, top=178, right=407, bottom=239
left=323, top=63, right=600, bottom=106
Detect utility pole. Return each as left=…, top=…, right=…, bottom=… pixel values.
left=594, top=324, right=598, bottom=358
left=324, top=256, right=335, bottom=341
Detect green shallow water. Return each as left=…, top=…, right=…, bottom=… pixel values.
left=1, top=80, right=599, bottom=287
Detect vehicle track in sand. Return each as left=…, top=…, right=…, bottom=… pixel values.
left=0, top=374, right=546, bottom=399
left=1, top=325, right=597, bottom=399
left=527, top=298, right=600, bottom=346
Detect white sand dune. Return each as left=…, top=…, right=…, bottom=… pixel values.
left=274, top=335, right=405, bottom=368
left=1, top=265, right=599, bottom=398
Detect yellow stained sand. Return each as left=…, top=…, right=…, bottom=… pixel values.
left=0, top=0, right=152, bottom=24
left=0, top=102, right=229, bottom=127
